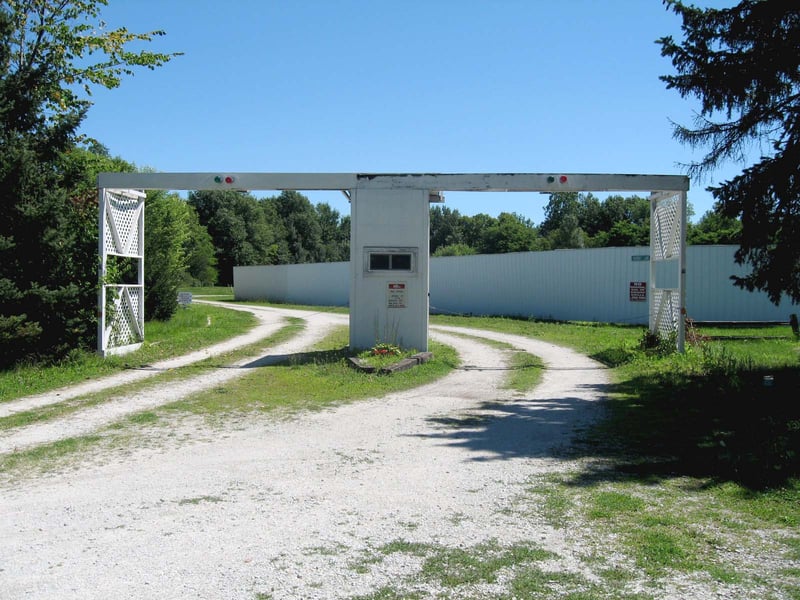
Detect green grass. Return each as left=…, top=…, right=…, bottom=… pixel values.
left=352, top=538, right=657, bottom=600
left=227, top=298, right=349, bottom=314
left=525, top=477, right=574, bottom=528
left=587, top=490, right=646, bottom=519
left=505, top=349, right=545, bottom=393
left=0, top=319, right=305, bottom=433
left=179, top=285, right=234, bottom=297
left=159, top=327, right=458, bottom=418
left=0, top=304, right=256, bottom=402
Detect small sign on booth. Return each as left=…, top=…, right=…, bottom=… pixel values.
left=629, top=281, right=647, bottom=302
left=387, top=282, right=407, bottom=309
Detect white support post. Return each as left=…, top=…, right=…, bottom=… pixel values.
left=648, top=190, right=687, bottom=352
left=98, top=188, right=146, bottom=357
left=678, top=190, right=687, bottom=352
left=97, top=188, right=108, bottom=355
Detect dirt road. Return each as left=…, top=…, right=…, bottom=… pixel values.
left=0, top=303, right=608, bottom=599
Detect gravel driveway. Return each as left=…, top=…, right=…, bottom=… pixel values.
left=0, top=303, right=608, bottom=599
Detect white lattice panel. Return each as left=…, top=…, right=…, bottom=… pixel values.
left=649, top=191, right=687, bottom=351
left=651, top=288, right=680, bottom=339
left=652, top=195, right=681, bottom=260
left=98, top=188, right=145, bottom=356
left=103, top=190, right=144, bottom=256
left=104, top=286, right=144, bottom=349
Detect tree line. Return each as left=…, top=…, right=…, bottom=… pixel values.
left=429, top=194, right=740, bottom=257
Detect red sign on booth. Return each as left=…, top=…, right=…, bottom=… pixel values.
left=387, top=282, right=407, bottom=308
left=629, top=281, right=647, bottom=302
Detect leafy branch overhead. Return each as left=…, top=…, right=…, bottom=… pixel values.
left=5, top=0, right=181, bottom=111
left=0, top=1, right=181, bottom=368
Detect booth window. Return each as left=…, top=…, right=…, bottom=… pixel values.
left=366, top=250, right=415, bottom=272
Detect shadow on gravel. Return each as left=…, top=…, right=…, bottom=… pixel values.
left=414, top=366, right=800, bottom=493
left=411, top=385, right=610, bottom=462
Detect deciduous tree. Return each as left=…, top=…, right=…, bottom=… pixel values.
left=189, top=191, right=278, bottom=285
left=0, top=3, right=178, bottom=365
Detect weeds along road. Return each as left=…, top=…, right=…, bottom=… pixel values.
left=0, top=302, right=612, bottom=600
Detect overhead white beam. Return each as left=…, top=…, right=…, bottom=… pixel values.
left=98, top=172, right=689, bottom=193
left=355, top=173, right=689, bottom=192
left=97, top=172, right=358, bottom=191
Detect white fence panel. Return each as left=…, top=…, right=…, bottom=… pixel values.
left=233, top=246, right=793, bottom=323
left=235, top=262, right=349, bottom=306
left=429, top=247, right=652, bottom=323
left=684, top=245, right=788, bottom=321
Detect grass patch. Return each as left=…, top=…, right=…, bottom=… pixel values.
left=422, top=542, right=555, bottom=587
left=625, top=525, right=703, bottom=576
left=0, top=319, right=306, bottom=434
left=505, top=349, right=545, bottom=393
left=525, top=477, right=574, bottom=528
left=0, top=433, right=107, bottom=475
left=179, top=285, right=234, bottom=297
left=350, top=587, right=422, bottom=600
left=0, top=304, right=256, bottom=402
left=159, top=327, right=458, bottom=418
left=362, top=539, right=556, bottom=592
left=177, top=495, right=223, bottom=505
left=587, top=490, right=646, bottom=519
left=353, top=538, right=660, bottom=599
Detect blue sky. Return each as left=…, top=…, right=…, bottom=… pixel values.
left=80, top=0, right=744, bottom=225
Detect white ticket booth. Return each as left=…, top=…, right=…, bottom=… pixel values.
left=349, top=187, right=432, bottom=352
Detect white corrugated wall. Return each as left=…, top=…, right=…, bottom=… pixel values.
left=234, top=262, right=349, bottom=306
left=233, top=246, right=794, bottom=322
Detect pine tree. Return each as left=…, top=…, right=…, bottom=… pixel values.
left=659, top=0, right=800, bottom=304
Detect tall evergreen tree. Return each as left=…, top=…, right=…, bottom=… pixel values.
left=659, top=0, right=800, bottom=304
